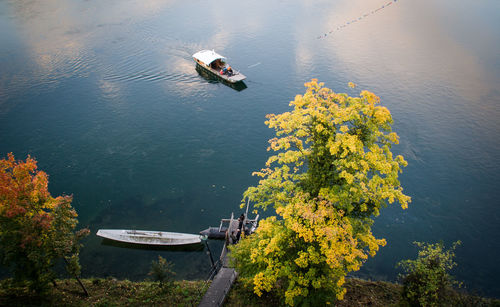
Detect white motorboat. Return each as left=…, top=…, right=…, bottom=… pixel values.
left=193, top=50, right=246, bottom=83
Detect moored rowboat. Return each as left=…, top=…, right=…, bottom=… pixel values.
left=96, top=229, right=202, bottom=246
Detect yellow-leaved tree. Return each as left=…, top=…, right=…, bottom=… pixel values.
left=230, top=80, right=411, bottom=306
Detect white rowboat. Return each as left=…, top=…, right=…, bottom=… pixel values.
left=96, top=229, right=202, bottom=246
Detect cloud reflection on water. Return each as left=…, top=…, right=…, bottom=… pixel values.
left=2, top=0, right=176, bottom=106
left=319, top=0, right=491, bottom=102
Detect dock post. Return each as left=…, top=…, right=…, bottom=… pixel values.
left=204, top=240, right=215, bottom=267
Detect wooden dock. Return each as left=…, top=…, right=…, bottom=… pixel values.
left=198, top=255, right=237, bottom=306
left=198, top=214, right=239, bottom=307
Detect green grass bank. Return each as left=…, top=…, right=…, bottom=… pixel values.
left=1, top=277, right=498, bottom=306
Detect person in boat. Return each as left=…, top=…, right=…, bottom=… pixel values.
left=227, top=66, right=233, bottom=76
left=235, top=213, right=245, bottom=243
left=213, top=59, right=224, bottom=70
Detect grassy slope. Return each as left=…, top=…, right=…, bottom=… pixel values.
left=225, top=278, right=500, bottom=307
left=0, top=279, right=208, bottom=307
left=1, top=277, right=499, bottom=306
left=225, top=278, right=402, bottom=307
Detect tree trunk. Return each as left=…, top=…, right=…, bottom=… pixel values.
left=63, top=257, right=89, bottom=297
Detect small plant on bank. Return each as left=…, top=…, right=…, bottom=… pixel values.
left=148, top=256, right=176, bottom=290
left=397, top=241, right=461, bottom=307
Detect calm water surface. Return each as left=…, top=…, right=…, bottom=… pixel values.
left=1, top=0, right=499, bottom=297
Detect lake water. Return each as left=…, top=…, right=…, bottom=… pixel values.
left=1, top=0, right=499, bottom=298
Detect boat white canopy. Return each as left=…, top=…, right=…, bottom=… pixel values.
left=193, top=50, right=226, bottom=65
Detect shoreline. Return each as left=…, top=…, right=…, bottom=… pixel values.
left=2, top=277, right=498, bottom=306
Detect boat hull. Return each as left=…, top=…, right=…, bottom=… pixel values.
left=195, top=64, right=247, bottom=91
left=194, top=61, right=246, bottom=83
left=96, top=229, right=202, bottom=246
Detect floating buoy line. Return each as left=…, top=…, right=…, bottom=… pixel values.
left=317, top=0, right=398, bottom=39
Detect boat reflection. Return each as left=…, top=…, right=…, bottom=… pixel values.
left=99, top=238, right=205, bottom=252
left=195, top=64, right=247, bottom=91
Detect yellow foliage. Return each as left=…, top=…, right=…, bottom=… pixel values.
left=232, top=80, right=411, bottom=306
